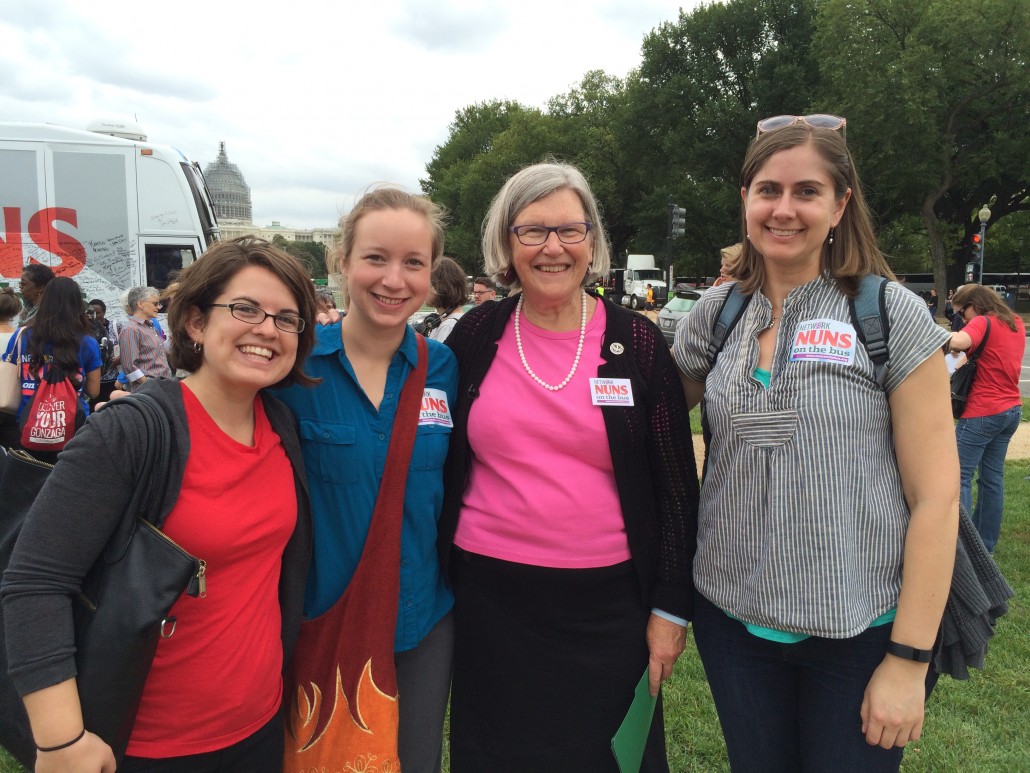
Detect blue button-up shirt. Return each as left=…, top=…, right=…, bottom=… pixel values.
left=275, top=323, right=457, bottom=652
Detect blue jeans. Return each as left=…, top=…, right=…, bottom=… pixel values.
left=692, top=592, right=937, bottom=772
left=956, top=405, right=1022, bottom=553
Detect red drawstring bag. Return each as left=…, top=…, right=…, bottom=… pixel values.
left=20, top=365, right=81, bottom=452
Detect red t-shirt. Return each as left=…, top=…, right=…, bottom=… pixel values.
left=961, top=313, right=1026, bottom=419
left=126, top=386, right=297, bottom=758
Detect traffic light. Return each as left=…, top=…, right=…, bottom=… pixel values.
left=669, top=204, right=686, bottom=238
left=971, top=233, right=983, bottom=260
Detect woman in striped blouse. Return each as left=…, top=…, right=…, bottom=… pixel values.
left=673, top=116, right=958, bottom=772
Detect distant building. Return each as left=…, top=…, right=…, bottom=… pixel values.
left=204, top=142, right=253, bottom=222
left=203, top=141, right=338, bottom=252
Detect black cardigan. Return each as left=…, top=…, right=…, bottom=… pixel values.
left=439, top=292, right=699, bottom=620
left=2, top=379, right=312, bottom=696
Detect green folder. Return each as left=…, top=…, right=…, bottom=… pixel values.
left=611, top=668, right=658, bottom=772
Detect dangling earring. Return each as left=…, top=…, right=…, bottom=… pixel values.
left=192, top=341, right=203, bottom=353
left=828, top=227, right=835, bottom=245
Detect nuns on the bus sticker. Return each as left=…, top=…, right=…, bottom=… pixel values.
left=789, top=318, right=857, bottom=365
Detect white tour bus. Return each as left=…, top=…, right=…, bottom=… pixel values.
left=0, top=120, right=219, bottom=318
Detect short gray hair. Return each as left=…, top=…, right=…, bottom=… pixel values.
left=481, top=162, right=611, bottom=290
left=127, top=286, right=159, bottom=313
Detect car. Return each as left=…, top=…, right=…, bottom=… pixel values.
left=656, top=291, right=702, bottom=346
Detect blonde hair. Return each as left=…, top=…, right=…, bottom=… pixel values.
left=330, top=186, right=446, bottom=276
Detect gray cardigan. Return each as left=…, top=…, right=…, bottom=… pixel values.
left=2, top=379, right=312, bottom=696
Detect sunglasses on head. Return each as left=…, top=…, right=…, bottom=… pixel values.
left=756, top=114, right=847, bottom=139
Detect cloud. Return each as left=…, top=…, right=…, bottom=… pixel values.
left=1, top=0, right=706, bottom=230
left=393, top=1, right=506, bottom=53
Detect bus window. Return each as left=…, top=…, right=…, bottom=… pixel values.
left=146, top=245, right=196, bottom=290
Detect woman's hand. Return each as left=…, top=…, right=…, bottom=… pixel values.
left=860, top=656, right=929, bottom=748
left=316, top=308, right=342, bottom=325
left=646, top=614, right=687, bottom=697
left=93, top=388, right=132, bottom=410
left=34, top=730, right=117, bottom=773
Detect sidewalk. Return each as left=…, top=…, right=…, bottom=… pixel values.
left=1004, top=419, right=1030, bottom=459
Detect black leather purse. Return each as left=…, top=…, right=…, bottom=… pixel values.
left=950, top=317, right=991, bottom=419
left=0, top=393, right=204, bottom=768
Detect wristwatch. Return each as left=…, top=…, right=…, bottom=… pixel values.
left=886, top=640, right=933, bottom=663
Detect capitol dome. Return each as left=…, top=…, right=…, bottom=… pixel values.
left=204, top=142, right=253, bottom=222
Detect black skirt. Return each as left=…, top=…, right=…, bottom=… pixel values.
left=449, top=549, right=669, bottom=772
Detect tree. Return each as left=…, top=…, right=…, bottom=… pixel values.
left=546, top=71, right=636, bottom=256
left=271, top=235, right=328, bottom=279
left=814, top=0, right=1030, bottom=300
left=625, top=0, right=821, bottom=275
left=421, top=101, right=553, bottom=271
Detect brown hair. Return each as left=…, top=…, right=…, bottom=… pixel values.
left=331, top=186, right=446, bottom=277
left=951, top=284, right=1018, bottom=332
left=165, top=237, right=319, bottom=387
left=430, top=257, right=469, bottom=310
left=736, top=125, right=894, bottom=297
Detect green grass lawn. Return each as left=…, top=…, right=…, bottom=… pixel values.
left=659, top=460, right=1030, bottom=773
left=4, top=460, right=1028, bottom=772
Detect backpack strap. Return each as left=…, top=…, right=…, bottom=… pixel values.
left=707, top=283, right=753, bottom=365
left=849, top=274, right=890, bottom=388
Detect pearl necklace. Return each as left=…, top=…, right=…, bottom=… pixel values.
left=514, top=291, right=588, bottom=391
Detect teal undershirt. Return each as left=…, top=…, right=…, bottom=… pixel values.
left=730, top=366, right=896, bottom=643
left=753, top=366, right=772, bottom=388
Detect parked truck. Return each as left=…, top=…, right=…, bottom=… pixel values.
left=0, top=120, right=219, bottom=319
left=604, top=254, right=667, bottom=309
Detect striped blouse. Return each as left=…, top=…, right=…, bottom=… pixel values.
left=674, top=275, right=950, bottom=638
left=118, top=316, right=172, bottom=386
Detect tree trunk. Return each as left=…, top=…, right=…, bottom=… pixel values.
left=921, top=196, right=950, bottom=322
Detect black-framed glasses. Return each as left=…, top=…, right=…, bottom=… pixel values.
left=210, top=303, right=306, bottom=333
left=510, top=222, right=592, bottom=246
left=756, top=114, right=846, bottom=139
left=473, top=289, right=495, bottom=297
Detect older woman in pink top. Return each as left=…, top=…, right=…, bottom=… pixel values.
left=438, top=161, right=699, bottom=772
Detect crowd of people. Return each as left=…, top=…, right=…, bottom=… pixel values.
left=0, top=115, right=1023, bottom=773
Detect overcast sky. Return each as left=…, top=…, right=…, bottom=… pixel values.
left=1, top=0, right=706, bottom=229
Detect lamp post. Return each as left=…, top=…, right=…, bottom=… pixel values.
left=976, top=204, right=991, bottom=285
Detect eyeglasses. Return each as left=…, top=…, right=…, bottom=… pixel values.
left=756, top=114, right=847, bottom=139
left=473, top=289, right=495, bottom=297
left=210, top=303, right=306, bottom=333
left=510, top=222, right=592, bottom=246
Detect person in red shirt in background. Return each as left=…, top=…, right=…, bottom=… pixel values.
left=949, top=283, right=1026, bottom=553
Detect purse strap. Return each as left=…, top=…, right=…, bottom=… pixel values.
left=967, top=316, right=991, bottom=362
left=98, top=393, right=173, bottom=562
left=369, top=334, right=428, bottom=531
left=3, top=327, right=26, bottom=364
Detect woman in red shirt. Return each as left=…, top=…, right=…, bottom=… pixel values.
left=949, top=284, right=1026, bottom=553
left=3, top=238, right=318, bottom=772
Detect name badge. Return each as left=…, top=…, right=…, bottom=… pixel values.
left=789, top=319, right=857, bottom=365
left=419, top=388, right=453, bottom=427
left=590, top=378, right=634, bottom=406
